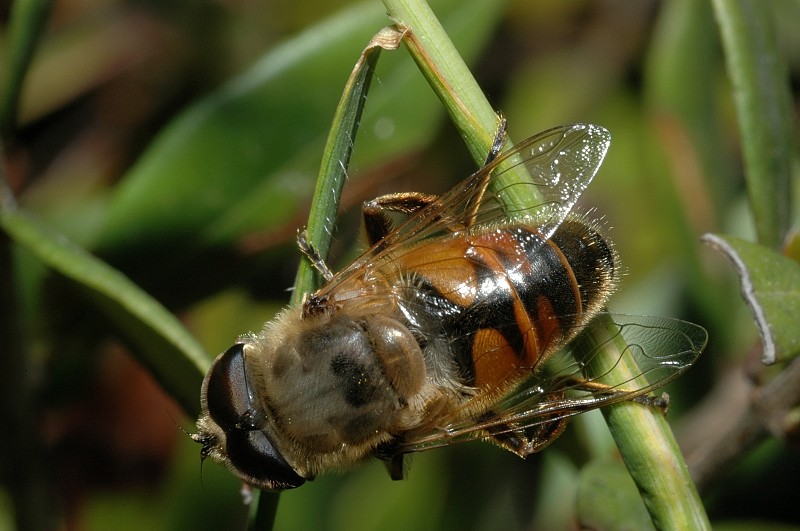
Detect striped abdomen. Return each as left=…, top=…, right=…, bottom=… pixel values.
left=397, top=218, right=616, bottom=391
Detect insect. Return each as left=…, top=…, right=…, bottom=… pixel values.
left=193, top=121, right=707, bottom=491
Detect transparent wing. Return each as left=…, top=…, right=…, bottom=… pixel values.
left=397, top=314, right=707, bottom=454
left=471, top=122, right=611, bottom=238
left=316, top=123, right=611, bottom=299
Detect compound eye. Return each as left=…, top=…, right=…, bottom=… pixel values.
left=202, top=343, right=306, bottom=490
left=205, top=343, right=252, bottom=430
left=227, top=429, right=306, bottom=490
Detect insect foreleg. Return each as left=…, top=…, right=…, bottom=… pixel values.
left=296, top=229, right=335, bottom=282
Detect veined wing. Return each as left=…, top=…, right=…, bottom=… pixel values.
left=315, top=123, right=611, bottom=300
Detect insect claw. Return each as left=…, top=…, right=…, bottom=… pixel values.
left=633, top=392, right=670, bottom=414
left=484, top=112, right=508, bottom=166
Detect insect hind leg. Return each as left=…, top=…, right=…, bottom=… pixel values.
left=483, top=412, right=568, bottom=458
left=360, top=113, right=508, bottom=243
left=563, top=377, right=671, bottom=413
left=462, top=113, right=508, bottom=227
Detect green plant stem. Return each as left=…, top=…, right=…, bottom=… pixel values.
left=383, top=0, right=709, bottom=528
left=0, top=215, right=58, bottom=530
left=711, top=0, right=795, bottom=249
left=1, top=168, right=61, bottom=531
left=382, top=0, right=509, bottom=167
left=383, top=0, right=544, bottom=213
left=249, top=489, right=279, bottom=531
left=577, top=319, right=711, bottom=530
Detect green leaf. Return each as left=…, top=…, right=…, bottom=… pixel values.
left=95, top=2, right=382, bottom=251
left=711, top=0, right=795, bottom=249
left=0, top=197, right=208, bottom=416
left=94, top=0, right=499, bottom=254
left=702, top=233, right=800, bottom=364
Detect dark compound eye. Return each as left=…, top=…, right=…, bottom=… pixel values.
left=226, top=428, right=306, bottom=490
left=203, top=343, right=305, bottom=490
left=206, top=344, right=252, bottom=431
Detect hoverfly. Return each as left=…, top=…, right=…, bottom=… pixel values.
left=193, top=121, right=707, bottom=490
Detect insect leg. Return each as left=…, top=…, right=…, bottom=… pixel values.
left=483, top=112, right=508, bottom=166
left=464, top=113, right=508, bottom=227
left=374, top=439, right=407, bottom=480
left=633, top=392, right=670, bottom=412
left=296, top=229, right=334, bottom=282
left=483, top=411, right=568, bottom=458
left=561, top=377, right=671, bottom=413
left=363, top=113, right=507, bottom=239
left=383, top=454, right=405, bottom=481
left=362, top=192, right=439, bottom=245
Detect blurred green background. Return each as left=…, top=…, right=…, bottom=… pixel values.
left=1, top=0, right=798, bottom=529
